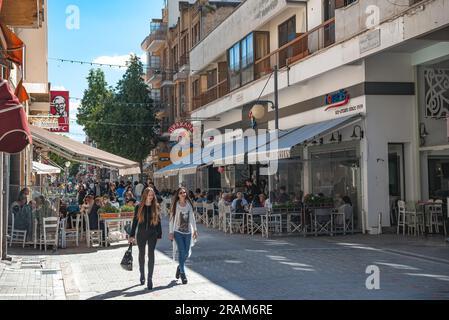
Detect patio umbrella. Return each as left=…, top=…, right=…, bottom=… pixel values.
left=0, top=79, right=32, bottom=153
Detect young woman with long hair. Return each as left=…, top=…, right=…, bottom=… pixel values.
left=128, top=188, right=162, bottom=290
left=169, top=187, right=198, bottom=285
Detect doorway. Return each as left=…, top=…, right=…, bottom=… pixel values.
left=388, top=143, right=405, bottom=226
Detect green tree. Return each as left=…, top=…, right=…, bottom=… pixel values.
left=77, top=56, right=159, bottom=179
left=77, top=69, right=113, bottom=144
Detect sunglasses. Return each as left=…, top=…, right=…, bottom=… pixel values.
left=179, top=192, right=187, bottom=195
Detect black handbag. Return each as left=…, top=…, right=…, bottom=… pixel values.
left=120, top=244, right=133, bottom=271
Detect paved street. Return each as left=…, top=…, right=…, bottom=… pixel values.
left=2, top=217, right=449, bottom=300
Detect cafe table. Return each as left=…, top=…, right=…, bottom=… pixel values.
left=100, top=212, right=134, bottom=246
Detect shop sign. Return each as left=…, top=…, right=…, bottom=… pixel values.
left=49, top=91, right=70, bottom=132
left=324, top=89, right=350, bottom=111
left=28, top=115, right=60, bottom=130
left=168, top=121, right=193, bottom=134
left=360, top=29, right=381, bottom=54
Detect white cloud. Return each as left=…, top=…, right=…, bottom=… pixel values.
left=92, top=52, right=147, bottom=70
left=69, top=100, right=81, bottom=120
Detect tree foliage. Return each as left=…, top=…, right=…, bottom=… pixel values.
left=77, top=55, right=159, bottom=174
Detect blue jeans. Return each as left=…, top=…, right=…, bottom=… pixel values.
left=174, top=231, right=191, bottom=274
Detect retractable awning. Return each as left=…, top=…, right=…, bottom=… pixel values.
left=248, top=114, right=363, bottom=162
left=30, top=125, right=141, bottom=175
left=32, top=161, right=61, bottom=175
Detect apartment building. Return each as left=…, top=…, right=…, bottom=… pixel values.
left=155, top=0, right=449, bottom=234
left=142, top=0, right=241, bottom=185
left=0, top=0, right=46, bottom=259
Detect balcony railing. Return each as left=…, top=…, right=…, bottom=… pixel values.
left=192, top=79, right=229, bottom=110
left=148, top=22, right=168, bottom=42
left=175, top=54, right=190, bottom=71
left=255, top=18, right=335, bottom=80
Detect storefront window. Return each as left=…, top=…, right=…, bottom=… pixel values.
left=428, top=158, right=449, bottom=199
left=310, top=149, right=360, bottom=224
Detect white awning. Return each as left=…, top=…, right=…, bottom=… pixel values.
left=30, top=125, right=141, bottom=174
left=32, top=161, right=61, bottom=175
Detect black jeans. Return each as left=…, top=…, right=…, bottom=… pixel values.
left=137, top=230, right=158, bottom=279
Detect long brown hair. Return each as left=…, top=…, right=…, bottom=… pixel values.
left=170, top=187, right=194, bottom=220
left=138, top=188, right=160, bottom=226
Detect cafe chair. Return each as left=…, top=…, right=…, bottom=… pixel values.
left=203, top=203, right=216, bottom=228
left=227, top=209, right=245, bottom=234
left=83, top=213, right=103, bottom=248
left=193, top=202, right=205, bottom=224
left=397, top=201, right=407, bottom=235
left=261, top=213, right=282, bottom=238
left=331, top=204, right=354, bottom=235
left=60, top=214, right=81, bottom=248
left=217, top=202, right=226, bottom=231
left=247, top=207, right=266, bottom=235
left=313, top=208, right=333, bottom=236
left=428, top=202, right=444, bottom=234
left=8, top=213, right=27, bottom=248
left=39, top=217, right=60, bottom=252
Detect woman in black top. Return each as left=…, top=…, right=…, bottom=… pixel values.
left=128, top=188, right=162, bottom=290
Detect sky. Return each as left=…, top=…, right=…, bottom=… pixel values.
left=48, top=0, right=164, bottom=141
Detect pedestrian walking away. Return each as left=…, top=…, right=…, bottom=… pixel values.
left=128, top=187, right=162, bottom=290
left=169, top=187, right=198, bottom=285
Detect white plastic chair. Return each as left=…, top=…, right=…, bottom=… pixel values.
left=203, top=202, right=216, bottom=228
left=8, top=213, right=27, bottom=248
left=39, top=217, right=60, bottom=252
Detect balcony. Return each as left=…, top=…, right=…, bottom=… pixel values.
left=145, top=56, right=162, bottom=84
left=255, top=18, right=335, bottom=80
left=192, top=79, right=229, bottom=111
left=161, top=71, right=174, bottom=87
left=0, top=0, right=45, bottom=28
left=174, top=53, right=190, bottom=82
left=141, top=20, right=167, bottom=53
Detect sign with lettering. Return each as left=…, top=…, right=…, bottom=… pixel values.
left=324, top=89, right=350, bottom=111
left=168, top=121, right=193, bottom=134
left=360, top=29, right=381, bottom=54
left=28, top=116, right=60, bottom=130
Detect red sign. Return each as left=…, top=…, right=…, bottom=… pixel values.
left=50, top=91, right=69, bottom=132
left=168, top=121, right=193, bottom=134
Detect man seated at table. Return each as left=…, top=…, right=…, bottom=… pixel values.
left=231, top=192, right=248, bottom=219
left=277, top=186, right=290, bottom=204
left=10, top=195, right=33, bottom=242
left=126, top=198, right=137, bottom=207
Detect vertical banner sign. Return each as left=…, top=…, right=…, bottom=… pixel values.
left=50, top=91, right=70, bottom=132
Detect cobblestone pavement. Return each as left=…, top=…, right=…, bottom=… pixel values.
left=2, top=217, right=449, bottom=300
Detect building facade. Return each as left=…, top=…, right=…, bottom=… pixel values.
left=154, top=0, right=449, bottom=234
left=142, top=0, right=241, bottom=188
left=0, top=0, right=47, bottom=259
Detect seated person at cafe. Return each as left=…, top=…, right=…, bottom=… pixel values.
left=335, top=196, right=353, bottom=226
left=10, top=195, right=33, bottom=242
left=231, top=192, right=249, bottom=218
left=196, top=192, right=207, bottom=203
left=194, top=189, right=202, bottom=201
left=126, top=198, right=137, bottom=207
left=264, top=191, right=276, bottom=210
left=251, top=194, right=267, bottom=208
left=277, top=186, right=290, bottom=204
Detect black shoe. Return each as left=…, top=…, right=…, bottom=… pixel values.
left=176, top=266, right=180, bottom=279
left=140, top=274, right=145, bottom=286
left=180, top=273, right=188, bottom=285
left=147, top=279, right=153, bottom=290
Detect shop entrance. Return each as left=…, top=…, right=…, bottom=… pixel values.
left=388, top=143, right=405, bottom=226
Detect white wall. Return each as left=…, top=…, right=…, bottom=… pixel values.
left=362, top=95, right=419, bottom=232
left=307, top=0, right=323, bottom=30
left=190, top=0, right=299, bottom=72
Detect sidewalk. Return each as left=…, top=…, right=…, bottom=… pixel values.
left=2, top=219, right=449, bottom=300
left=0, top=254, right=66, bottom=300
